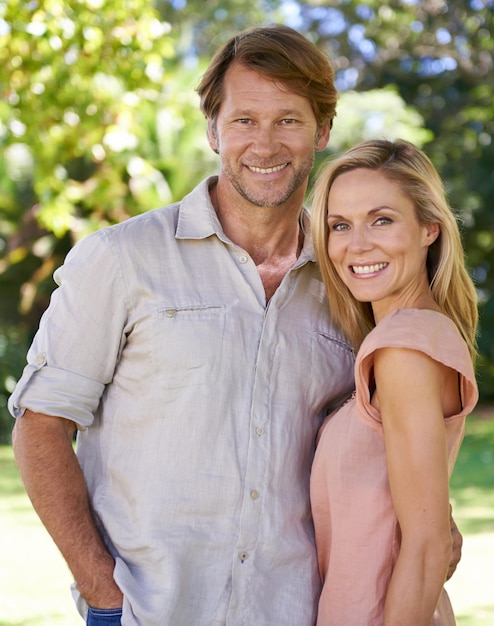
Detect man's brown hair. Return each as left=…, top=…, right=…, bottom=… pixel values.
left=197, top=25, right=337, bottom=130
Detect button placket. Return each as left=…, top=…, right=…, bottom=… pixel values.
left=229, top=291, right=282, bottom=611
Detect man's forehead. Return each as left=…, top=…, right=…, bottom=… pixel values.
left=220, top=66, right=313, bottom=111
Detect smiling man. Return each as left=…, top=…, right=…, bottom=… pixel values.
left=206, top=60, right=330, bottom=301
left=208, top=64, right=327, bottom=211
left=9, top=25, right=356, bottom=626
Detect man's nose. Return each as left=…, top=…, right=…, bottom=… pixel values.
left=251, top=125, right=279, bottom=156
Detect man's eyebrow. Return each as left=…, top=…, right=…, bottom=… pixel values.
left=277, top=109, right=305, bottom=116
left=228, top=108, right=306, bottom=117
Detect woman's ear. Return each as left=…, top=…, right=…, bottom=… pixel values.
left=424, top=223, right=440, bottom=245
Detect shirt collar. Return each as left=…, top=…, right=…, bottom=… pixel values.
left=176, top=176, right=224, bottom=241
left=298, top=209, right=316, bottom=264
left=176, top=176, right=316, bottom=264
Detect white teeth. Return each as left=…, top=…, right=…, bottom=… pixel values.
left=352, top=263, right=387, bottom=274
left=249, top=164, right=287, bottom=174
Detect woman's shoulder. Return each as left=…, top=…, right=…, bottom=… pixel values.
left=357, top=308, right=475, bottom=390
left=355, top=308, right=478, bottom=426
left=360, top=308, right=463, bottom=356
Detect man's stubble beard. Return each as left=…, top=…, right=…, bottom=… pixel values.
left=219, top=153, right=315, bottom=209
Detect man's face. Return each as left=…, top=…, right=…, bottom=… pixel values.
left=209, top=62, right=330, bottom=209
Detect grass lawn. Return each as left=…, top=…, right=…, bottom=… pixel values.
left=1, top=410, right=493, bottom=625
left=445, top=408, right=494, bottom=625
left=0, top=444, right=81, bottom=626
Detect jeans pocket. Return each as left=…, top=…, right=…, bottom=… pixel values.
left=86, top=606, right=123, bottom=625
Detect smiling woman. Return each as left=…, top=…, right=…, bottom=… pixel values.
left=309, top=138, right=479, bottom=626
left=324, top=167, right=440, bottom=323
left=311, top=138, right=478, bottom=354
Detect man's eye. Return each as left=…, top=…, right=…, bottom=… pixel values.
left=281, top=118, right=297, bottom=125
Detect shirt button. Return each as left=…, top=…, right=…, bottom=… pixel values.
left=239, top=551, right=249, bottom=562
left=165, top=309, right=176, bottom=318
left=36, top=354, right=46, bottom=365
left=250, top=490, right=260, bottom=500
left=256, top=426, right=265, bottom=436
left=238, top=255, right=248, bottom=264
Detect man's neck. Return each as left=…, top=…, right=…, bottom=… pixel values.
left=210, top=182, right=304, bottom=261
left=209, top=182, right=305, bottom=302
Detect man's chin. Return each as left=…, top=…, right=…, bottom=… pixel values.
left=238, top=186, right=296, bottom=209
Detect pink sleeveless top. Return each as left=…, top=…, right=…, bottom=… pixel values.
left=310, top=309, right=478, bottom=625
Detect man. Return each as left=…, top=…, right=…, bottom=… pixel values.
left=8, top=25, right=456, bottom=625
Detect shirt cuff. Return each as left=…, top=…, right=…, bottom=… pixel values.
left=8, top=358, right=104, bottom=428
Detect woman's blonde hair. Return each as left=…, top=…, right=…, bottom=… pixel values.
left=310, top=138, right=478, bottom=359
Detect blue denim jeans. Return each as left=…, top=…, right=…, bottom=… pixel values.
left=86, top=607, right=123, bottom=625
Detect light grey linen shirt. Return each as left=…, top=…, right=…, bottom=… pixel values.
left=9, top=177, right=355, bottom=626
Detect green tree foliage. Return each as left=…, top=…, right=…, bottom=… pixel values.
left=1, top=0, right=493, bottom=441
left=155, top=0, right=285, bottom=55
left=0, top=0, right=217, bottom=318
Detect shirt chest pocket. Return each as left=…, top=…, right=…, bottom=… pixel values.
left=153, top=304, right=226, bottom=389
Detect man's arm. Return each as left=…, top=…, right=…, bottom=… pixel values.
left=12, top=409, right=123, bottom=608
left=447, top=504, right=463, bottom=580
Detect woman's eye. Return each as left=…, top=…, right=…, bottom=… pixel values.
left=375, top=216, right=392, bottom=226
left=330, top=222, right=349, bottom=232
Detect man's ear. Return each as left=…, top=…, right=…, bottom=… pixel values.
left=207, top=119, right=219, bottom=154
left=315, top=122, right=331, bottom=152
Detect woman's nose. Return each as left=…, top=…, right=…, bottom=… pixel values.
left=348, top=226, right=372, bottom=252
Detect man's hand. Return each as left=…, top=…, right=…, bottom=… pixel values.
left=447, top=504, right=463, bottom=580
left=13, top=411, right=123, bottom=608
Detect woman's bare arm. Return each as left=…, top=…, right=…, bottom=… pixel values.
left=375, top=348, right=454, bottom=626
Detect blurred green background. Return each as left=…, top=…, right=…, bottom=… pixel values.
left=0, top=1, right=493, bottom=624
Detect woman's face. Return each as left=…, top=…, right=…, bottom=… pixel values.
left=326, top=168, right=439, bottom=322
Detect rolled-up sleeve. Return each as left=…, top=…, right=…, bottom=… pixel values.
left=8, top=228, right=129, bottom=428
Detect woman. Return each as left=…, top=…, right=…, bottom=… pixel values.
left=310, top=139, right=478, bottom=625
